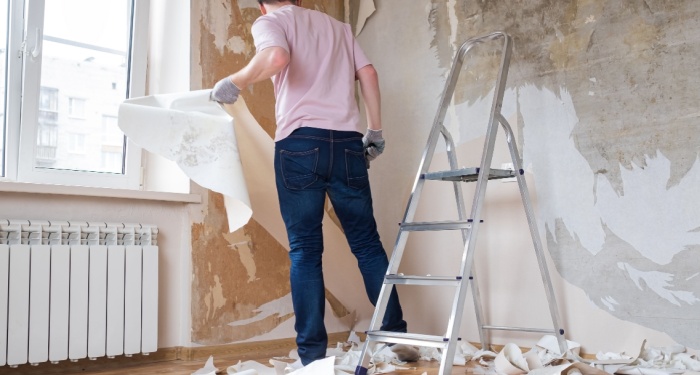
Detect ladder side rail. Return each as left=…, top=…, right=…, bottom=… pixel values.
left=356, top=30, right=480, bottom=374
left=468, top=266, right=488, bottom=350
left=366, top=31, right=477, bottom=336
left=380, top=35, right=474, bottom=282
left=357, top=32, right=520, bottom=375
left=394, top=31, right=499, bottom=246
left=440, top=33, right=513, bottom=375
left=440, top=128, right=489, bottom=351
left=496, top=113, right=568, bottom=355
left=397, top=37, right=475, bottom=225
left=439, top=128, right=469, bottom=235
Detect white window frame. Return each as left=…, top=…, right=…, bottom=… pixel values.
left=2, top=0, right=149, bottom=190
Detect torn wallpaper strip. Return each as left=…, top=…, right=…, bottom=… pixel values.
left=355, top=0, right=375, bottom=36
left=189, top=333, right=700, bottom=375
left=119, top=90, right=251, bottom=232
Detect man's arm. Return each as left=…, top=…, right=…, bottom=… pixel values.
left=357, top=64, right=381, bottom=131
left=357, top=64, right=385, bottom=162
left=231, top=46, right=290, bottom=89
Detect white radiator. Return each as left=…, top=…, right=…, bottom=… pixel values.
left=0, top=220, right=159, bottom=367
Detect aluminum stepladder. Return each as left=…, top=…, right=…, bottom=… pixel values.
left=355, top=31, right=568, bottom=375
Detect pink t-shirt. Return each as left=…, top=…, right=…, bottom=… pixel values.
left=251, top=5, right=371, bottom=141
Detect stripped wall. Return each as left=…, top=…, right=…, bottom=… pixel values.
left=355, top=0, right=700, bottom=353
left=189, top=0, right=699, bottom=353
left=189, top=0, right=356, bottom=346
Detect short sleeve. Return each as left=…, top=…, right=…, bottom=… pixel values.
left=252, top=17, right=290, bottom=53
left=353, top=36, right=371, bottom=71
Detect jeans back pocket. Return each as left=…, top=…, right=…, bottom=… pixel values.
left=345, top=149, right=369, bottom=189
left=280, top=148, right=320, bottom=189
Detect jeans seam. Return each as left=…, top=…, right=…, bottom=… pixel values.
left=328, top=131, right=334, bottom=178
left=287, top=135, right=331, bottom=141
left=286, top=134, right=362, bottom=142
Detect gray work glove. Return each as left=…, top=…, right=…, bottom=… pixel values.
left=210, top=76, right=241, bottom=104
left=362, top=129, right=385, bottom=162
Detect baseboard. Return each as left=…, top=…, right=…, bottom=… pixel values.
left=0, top=348, right=180, bottom=375
left=0, top=332, right=351, bottom=374
left=0, top=332, right=596, bottom=374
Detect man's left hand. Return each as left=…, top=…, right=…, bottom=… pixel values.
left=210, top=76, right=241, bottom=104
left=363, top=129, right=385, bottom=162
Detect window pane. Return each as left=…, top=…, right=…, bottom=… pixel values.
left=0, top=0, right=8, bottom=177
left=35, top=0, right=131, bottom=174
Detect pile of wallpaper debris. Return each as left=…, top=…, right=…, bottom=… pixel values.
left=192, top=332, right=700, bottom=375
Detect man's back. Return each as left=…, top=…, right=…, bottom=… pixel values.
left=252, top=5, right=371, bottom=140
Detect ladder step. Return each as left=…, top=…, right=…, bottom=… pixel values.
left=422, top=167, right=517, bottom=182
left=482, top=325, right=559, bottom=334
left=400, top=220, right=477, bottom=231
left=365, top=331, right=458, bottom=348
left=385, top=274, right=462, bottom=286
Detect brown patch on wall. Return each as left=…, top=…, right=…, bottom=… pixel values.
left=192, top=191, right=293, bottom=344
left=325, top=288, right=352, bottom=318
left=192, top=0, right=348, bottom=346
left=197, top=0, right=276, bottom=138
left=191, top=191, right=351, bottom=344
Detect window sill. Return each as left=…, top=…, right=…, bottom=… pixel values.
left=0, top=181, right=201, bottom=204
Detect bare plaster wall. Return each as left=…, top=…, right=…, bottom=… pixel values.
left=189, top=0, right=357, bottom=346
left=354, top=0, right=700, bottom=354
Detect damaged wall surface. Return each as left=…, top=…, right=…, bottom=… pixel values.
left=189, top=0, right=359, bottom=346
left=355, top=0, right=699, bottom=352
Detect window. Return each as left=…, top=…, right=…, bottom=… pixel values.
left=68, top=97, right=85, bottom=118
left=1, top=0, right=149, bottom=189
left=39, top=87, right=58, bottom=111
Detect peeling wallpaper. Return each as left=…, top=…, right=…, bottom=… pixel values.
left=427, top=0, right=700, bottom=194
left=191, top=191, right=292, bottom=344
left=190, top=0, right=700, bottom=349
left=190, top=0, right=350, bottom=346
left=355, top=0, right=700, bottom=349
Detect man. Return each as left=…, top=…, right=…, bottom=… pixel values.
left=211, top=0, right=417, bottom=366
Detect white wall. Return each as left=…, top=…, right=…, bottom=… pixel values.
left=356, top=0, right=699, bottom=356
left=146, top=0, right=193, bottom=346
left=143, top=0, right=191, bottom=195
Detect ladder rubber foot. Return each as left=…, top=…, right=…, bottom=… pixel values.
left=355, top=366, right=369, bottom=375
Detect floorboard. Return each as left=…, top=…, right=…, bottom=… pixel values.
left=2, top=351, right=473, bottom=375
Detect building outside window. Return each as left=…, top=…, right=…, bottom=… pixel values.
left=68, top=97, right=86, bottom=118
left=0, top=0, right=149, bottom=188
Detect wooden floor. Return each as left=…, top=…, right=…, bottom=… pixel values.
left=68, top=357, right=469, bottom=375
left=1, top=334, right=477, bottom=374
left=2, top=350, right=473, bottom=375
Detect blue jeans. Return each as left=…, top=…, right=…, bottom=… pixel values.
left=274, top=127, right=407, bottom=365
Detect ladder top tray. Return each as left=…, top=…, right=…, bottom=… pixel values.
left=422, top=167, right=516, bottom=182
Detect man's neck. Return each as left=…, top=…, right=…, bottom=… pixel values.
left=264, top=1, right=295, bottom=13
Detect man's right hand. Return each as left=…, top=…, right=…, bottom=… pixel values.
left=363, top=129, right=385, bottom=162
left=210, top=76, right=241, bottom=104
